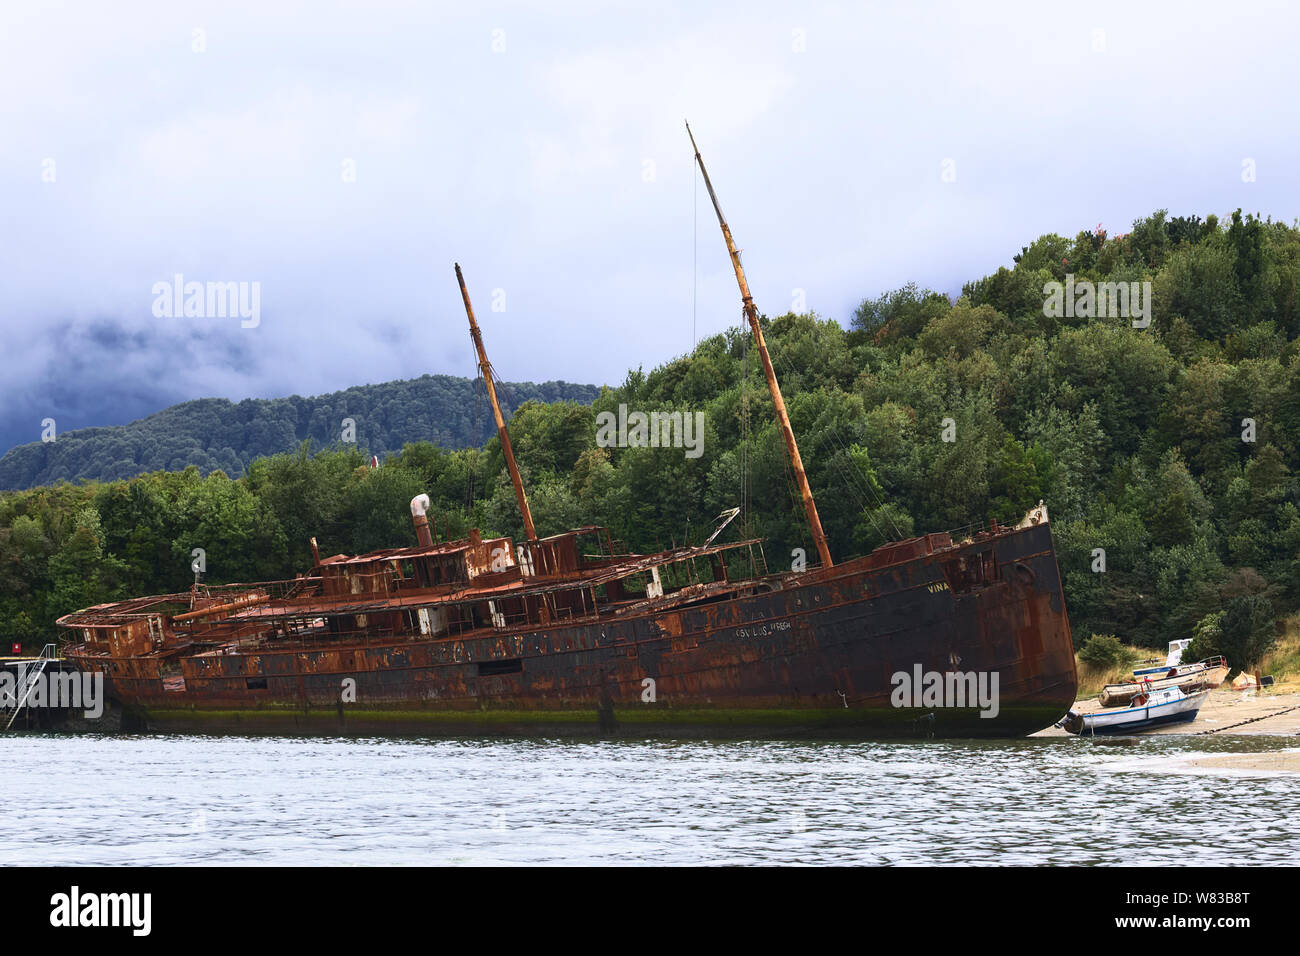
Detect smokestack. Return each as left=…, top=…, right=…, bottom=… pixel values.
left=410, top=494, right=434, bottom=549
left=309, top=536, right=321, bottom=566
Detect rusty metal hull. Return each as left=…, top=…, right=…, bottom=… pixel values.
left=66, top=522, right=1077, bottom=738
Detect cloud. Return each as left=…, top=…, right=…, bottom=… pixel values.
left=2, top=0, right=1298, bottom=457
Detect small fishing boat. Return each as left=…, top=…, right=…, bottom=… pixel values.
left=1057, top=684, right=1209, bottom=736
left=1132, top=639, right=1193, bottom=676
left=1100, top=657, right=1228, bottom=707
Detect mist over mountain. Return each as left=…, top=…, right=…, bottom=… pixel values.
left=0, top=374, right=602, bottom=490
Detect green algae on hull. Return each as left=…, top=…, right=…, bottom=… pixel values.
left=119, top=703, right=1066, bottom=739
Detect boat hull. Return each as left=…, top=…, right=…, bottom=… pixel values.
left=1062, top=690, right=1209, bottom=736
left=1099, top=665, right=1229, bottom=707
left=68, top=522, right=1078, bottom=738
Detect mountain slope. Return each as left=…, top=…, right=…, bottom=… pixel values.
left=0, top=374, right=601, bottom=489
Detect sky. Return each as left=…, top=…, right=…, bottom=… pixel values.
left=2, top=0, right=1298, bottom=454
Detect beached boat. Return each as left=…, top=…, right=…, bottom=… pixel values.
left=1099, top=657, right=1228, bottom=707
left=54, top=128, right=1079, bottom=738
left=1132, top=639, right=1193, bottom=676
left=1058, top=685, right=1208, bottom=736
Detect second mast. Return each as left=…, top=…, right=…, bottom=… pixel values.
left=455, top=262, right=538, bottom=543
left=686, top=122, right=833, bottom=569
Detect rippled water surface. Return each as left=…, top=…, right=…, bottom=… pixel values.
left=3, top=734, right=1297, bottom=865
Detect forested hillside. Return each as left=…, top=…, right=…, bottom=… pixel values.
left=0, top=375, right=600, bottom=489
left=4, top=209, right=1299, bottom=667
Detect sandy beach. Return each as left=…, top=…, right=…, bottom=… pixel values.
left=1185, top=751, right=1300, bottom=771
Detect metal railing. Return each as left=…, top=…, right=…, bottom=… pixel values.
left=5, top=643, right=57, bottom=731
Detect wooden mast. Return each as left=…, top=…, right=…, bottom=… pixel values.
left=455, top=262, right=538, bottom=542
left=686, top=122, right=833, bottom=569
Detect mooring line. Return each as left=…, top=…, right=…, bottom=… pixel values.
left=1192, top=702, right=1300, bottom=736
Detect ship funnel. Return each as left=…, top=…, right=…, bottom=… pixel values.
left=410, top=494, right=434, bottom=548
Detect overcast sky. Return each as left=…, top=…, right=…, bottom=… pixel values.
left=2, top=0, right=1297, bottom=452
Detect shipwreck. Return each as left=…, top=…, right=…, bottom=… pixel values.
left=58, top=128, right=1078, bottom=736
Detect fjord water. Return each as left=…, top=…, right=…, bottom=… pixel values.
left=3, top=734, right=1297, bottom=865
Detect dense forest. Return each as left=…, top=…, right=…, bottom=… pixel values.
left=4, top=208, right=1299, bottom=669
left=0, top=375, right=600, bottom=490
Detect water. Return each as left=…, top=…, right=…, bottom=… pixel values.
left=3, top=733, right=1297, bottom=865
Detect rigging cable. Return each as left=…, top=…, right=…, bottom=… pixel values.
left=693, top=158, right=698, bottom=350
left=780, top=357, right=900, bottom=540
left=766, top=330, right=903, bottom=542
left=466, top=343, right=484, bottom=520
left=740, top=317, right=751, bottom=535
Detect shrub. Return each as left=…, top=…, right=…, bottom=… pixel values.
left=1186, top=598, right=1279, bottom=669
left=1078, top=634, right=1126, bottom=669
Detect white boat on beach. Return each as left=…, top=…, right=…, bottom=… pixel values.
left=1057, top=685, right=1210, bottom=736
left=1132, top=639, right=1194, bottom=676
left=1100, top=656, right=1229, bottom=707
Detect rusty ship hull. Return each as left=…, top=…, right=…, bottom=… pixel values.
left=62, top=520, right=1077, bottom=738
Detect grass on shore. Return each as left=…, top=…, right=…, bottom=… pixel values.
left=1259, top=615, right=1300, bottom=691
left=1074, top=648, right=1148, bottom=701
left=1073, top=617, right=1300, bottom=701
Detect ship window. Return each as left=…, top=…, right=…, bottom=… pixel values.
left=246, top=677, right=268, bottom=689
left=478, top=659, right=523, bottom=676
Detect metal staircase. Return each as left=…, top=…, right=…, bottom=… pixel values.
left=5, top=643, right=57, bottom=730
